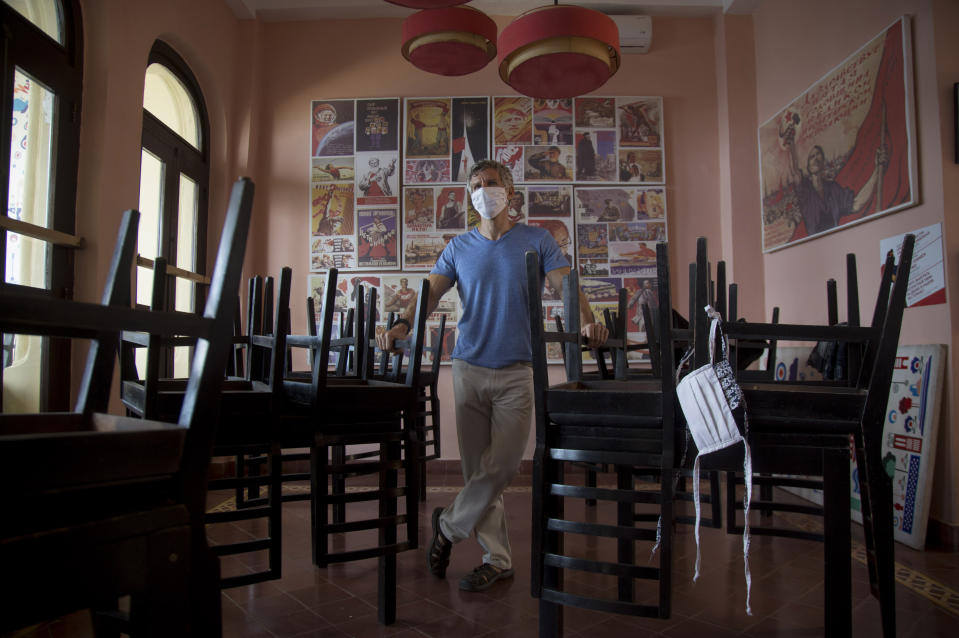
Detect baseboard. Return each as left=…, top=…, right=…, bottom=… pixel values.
left=926, top=518, right=959, bottom=551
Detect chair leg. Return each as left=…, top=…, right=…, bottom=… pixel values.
left=539, top=454, right=565, bottom=634
left=855, top=435, right=897, bottom=637
left=531, top=444, right=547, bottom=598
left=616, top=466, right=634, bottom=602
left=189, top=549, right=222, bottom=638
left=268, top=440, right=283, bottom=579
left=725, top=471, right=738, bottom=534
left=759, top=474, right=774, bottom=518
left=585, top=466, right=598, bottom=507
left=332, top=444, right=346, bottom=524
left=873, top=473, right=897, bottom=638
left=659, top=460, right=674, bottom=619
left=419, top=388, right=429, bottom=502
left=406, top=422, right=420, bottom=551
left=707, top=470, right=722, bottom=528
left=822, top=447, right=851, bottom=638
left=539, top=599, right=563, bottom=637
left=378, top=438, right=399, bottom=625
left=419, top=450, right=428, bottom=502
left=311, top=441, right=329, bottom=568
left=234, top=453, right=248, bottom=507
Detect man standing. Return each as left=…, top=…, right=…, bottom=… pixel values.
left=376, top=160, right=607, bottom=592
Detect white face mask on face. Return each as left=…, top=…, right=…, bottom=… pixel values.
left=470, top=186, right=508, bottom=220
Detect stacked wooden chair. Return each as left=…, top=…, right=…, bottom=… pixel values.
left=281, top=270, right=429, bottom=625
left=120, top=261, right=291, bottom=589
left=378, top=311, right=446, bottom=501
left=0, top=176, right=254, bottom=636
left=527, top=244, right=679, bottom=634
left=688, top=236, right=913, bottom=637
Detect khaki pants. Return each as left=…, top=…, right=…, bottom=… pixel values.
left=439, top=359, right=533, bottom=570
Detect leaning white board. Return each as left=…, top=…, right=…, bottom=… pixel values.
left=772, top=344, right=945, bottom=550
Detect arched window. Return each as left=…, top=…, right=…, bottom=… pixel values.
left=1, top=0, right=83, bottom=411
left=138, top=41, right=210, bottom=377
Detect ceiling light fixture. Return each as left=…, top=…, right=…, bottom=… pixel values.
left=401, top=5, right=497, bottom=76
left=386, top=1, right=472, bottom=9
left=497, top=1, right=620, bottom=99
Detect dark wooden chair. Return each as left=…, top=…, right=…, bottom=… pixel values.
left=120, top=263, right=291, bottom=589
left=281, top=270, right=428, bottom=625
left=378, top=311, right=447, bottom=501
left=688, top=236, right=913, bottom=637
left=725, top=272, right=831, bottom=533
left=630, top=272, right=723, bottom=530
left=528, top=244, right=679, bottom=634
left=554, top=293, right=649, bottom=505
left=0, top=176, right=254, bottom=636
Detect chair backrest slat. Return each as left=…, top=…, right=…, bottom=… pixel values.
left=75, top=209, right=140, bottom=417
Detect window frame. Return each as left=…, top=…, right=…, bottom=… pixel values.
left=139, top=41, right=210, bottom=376
left=0, top=0, right=84, bottom=411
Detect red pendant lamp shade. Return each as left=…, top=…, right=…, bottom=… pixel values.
left=498, top=5, right=620, bottom=99
left=402, top=6, right=497, bottom=76
left=386, top=0, right=471, bottom=8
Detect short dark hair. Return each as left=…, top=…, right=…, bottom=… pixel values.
left=466, top=160, right=514, bottom=194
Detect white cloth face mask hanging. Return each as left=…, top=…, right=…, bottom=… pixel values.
left=675, top=305, right=753, bottom=615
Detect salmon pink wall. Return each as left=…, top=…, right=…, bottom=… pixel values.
left=752, top=0, right=957, bottom=528
left=714, top=15, right=765, bottom=323
left=252, top=15, right=724, bottom=461
left=74, top=0, right=255, bottom=405
left=76, top=0, right=255, bottom=303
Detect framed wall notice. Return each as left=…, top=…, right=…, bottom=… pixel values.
left=880, top=223, right=945, bottom=307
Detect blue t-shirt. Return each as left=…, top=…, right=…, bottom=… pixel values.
left=432, top=224, right=568, bottom=368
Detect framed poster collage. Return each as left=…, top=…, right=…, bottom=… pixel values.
left=309, top=95, right=667, bottom=364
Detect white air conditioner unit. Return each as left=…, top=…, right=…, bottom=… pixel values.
left=610, top=15, right=652, bottom=54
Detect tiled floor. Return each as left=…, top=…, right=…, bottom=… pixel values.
left=14, top=465, right=958, bottom=637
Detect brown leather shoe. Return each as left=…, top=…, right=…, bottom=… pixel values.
left=427, top=507, right=452, bottom=578
left=459, top=563, right=514, bottom=592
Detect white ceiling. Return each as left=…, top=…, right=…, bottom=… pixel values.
left=224, top=0, right=761, bottom=21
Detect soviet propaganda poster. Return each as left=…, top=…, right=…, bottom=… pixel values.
left=405, top=97, right=490, bottom=184
left=356, top=208, right=399, bottom=270
left=312, top=100, right=354, bottom=158
left=450, top=97, right=490, bottom=182
left=311, top=182, right=356, bottom=270
left=406, top=99, right=450, bottom=157
left=356, top=99, right=398, bottom=154
left=758, top=17, right=917, bottom=251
